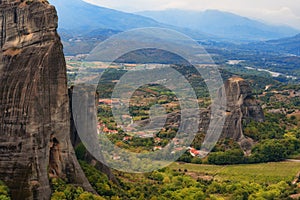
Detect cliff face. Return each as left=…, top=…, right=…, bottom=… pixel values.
left=69, top=88, right=118, bottom=184
left=0, top=1, right=93, bottom=199
left=218, top=77, right=264, bottom=150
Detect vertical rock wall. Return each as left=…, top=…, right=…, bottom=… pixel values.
left=0, top=1, right=93, bottom=199
left=218, top=77, right=265, bottom=150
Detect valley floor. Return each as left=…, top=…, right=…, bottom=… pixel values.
left=169, top=161, right=300, bottom=184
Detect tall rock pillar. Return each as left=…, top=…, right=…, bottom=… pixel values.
left=0, top=1, right=93, bottom=199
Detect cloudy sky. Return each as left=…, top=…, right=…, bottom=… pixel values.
left=83, top=0, right=300, bottom=29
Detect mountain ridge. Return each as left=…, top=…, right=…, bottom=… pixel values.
left=50, top=0, right=163, bottom=32
left=137, top=9, right=299, bottom=41
left=245, top=33, right=300, bottom=56
left=49, top=0, right=213, bottom=41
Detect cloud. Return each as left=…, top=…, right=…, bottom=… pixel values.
left=260, top=7, right=300, bottom=27
left=84, top=0, right=300, bottom=29
left=233, top=6, right=300, bottom=29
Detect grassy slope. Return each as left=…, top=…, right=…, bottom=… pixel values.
left=169, top=161, right=300, bottom=184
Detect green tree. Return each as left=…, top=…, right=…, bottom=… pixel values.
left=252, top=139, right=287, bottom=162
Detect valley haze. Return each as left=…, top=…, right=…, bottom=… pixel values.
left=50, top=0, right=300, bottom=42
left=83, top=0, right=300, bottom=30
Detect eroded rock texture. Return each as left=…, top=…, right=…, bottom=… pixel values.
left=0, top=1, right=93, bottom=199
left=69, top=88, right=118, bottom=184
left=218, top=77, right=265, bottom=151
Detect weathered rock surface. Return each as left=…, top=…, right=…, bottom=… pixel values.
left=134, top=76, right=264, bottom=152
left=69, top=88, right=118, bottom=184
left=217, top=77, right=265, bottom=150
left=0, top=1, right=94, bottom=199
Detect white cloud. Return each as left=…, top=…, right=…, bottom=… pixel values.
left=84, top=0, right=300, bottom=29
left=258, top=7, right=300, bottom=28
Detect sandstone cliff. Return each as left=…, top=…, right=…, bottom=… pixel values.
left=217, top=77, right=265, bottom=151
left=69, top=88, right=118, bottom=184
left=134, top=76, right=264, bottom=152
left=0, top=1, right=94, bottom=199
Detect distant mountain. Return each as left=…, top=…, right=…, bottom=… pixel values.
left=266, top=34, right=300, bottom=55
left=246, top=33, right=300, bottom=56
left=49, top=0, right=218, bottom=55
left=49, top=0, right=213, bottom=40
left=49, top=0, right=164, bottom=33
left=137, top=9, right=299, bottom=41
left=49, top=0, right=300, bottom=56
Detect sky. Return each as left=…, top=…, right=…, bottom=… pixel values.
left=83, top=0, right=300, bottom=29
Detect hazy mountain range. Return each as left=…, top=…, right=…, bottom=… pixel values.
left=246, top=33, right=300, bottom=55
left=49, top=0, right=213, bottom=41
left=49, top=0, right=299, bottom=42
left=48, top=0, right=300, bottom=57
left=137, top=9, right=299, bottom=41
left=50, top=0, right=161, bottom=32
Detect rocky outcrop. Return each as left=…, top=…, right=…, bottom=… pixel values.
left=217, top=77, right=264, bottom=151
left=0, top=1, right=94, bottom=199
left=69, top=88, right=118, bottom=184
left=133, top=76, right=264, bottom=152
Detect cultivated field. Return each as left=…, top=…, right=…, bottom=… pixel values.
left=169, top=161, right=300, bottom=184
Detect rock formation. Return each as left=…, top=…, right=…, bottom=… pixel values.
left=0, top=0, right=266, bottom=197
left=134, top=76, right=264, bottom=152
left=0, top=0, right=94, bottom=199
left=217, top=77, right=265, bottom=151
left=69, top=88, right=118, bottom=184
